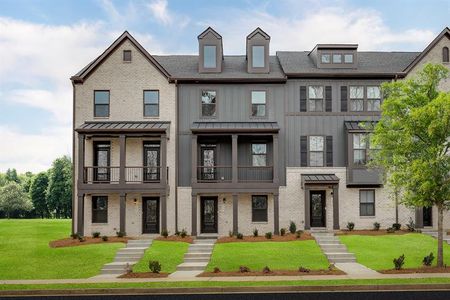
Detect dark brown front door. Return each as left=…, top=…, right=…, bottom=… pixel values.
left=310, top=191, right=326, bottom=227
left=142, top=197, right=159, bottom=233
left=423, top=206, right=433, bottom=227
left=200, top=196, right=218, bottom=233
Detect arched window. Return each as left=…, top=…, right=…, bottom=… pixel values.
left=443, top=47, right=449, bottom=63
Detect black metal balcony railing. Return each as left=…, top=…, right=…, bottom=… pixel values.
left=126, top=166, right=161, bottom=183
left=197, top=166, right=232, bottom=182
left=84, top=167, right=120, bottom=183
left=238, top=166, right=273, bottom=182
left=83, top=166, right=168, bottom=184
left=196, top=165, right=273, bottom=182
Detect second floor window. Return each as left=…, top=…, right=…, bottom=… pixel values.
left=94, top=91, right=110, bottom=117
left=349, top=86, right=364, bottom=111
left=367, top=86, right=381, bottom=111
left=203, top=45, right=216, bottom=68
left=252, top=46, right=265, bottom=68
left=201, top=91, right=216, bottom=117
left=308, top=86, right=324, bottom=112
left=252, top=143, right=267, bottom=167
left=353, top=133, right=368, bottom=165
left=309, top=136, right=324, bottom=167
left=144, top=90, right=159, bottom=117
left=251, top=91, right=266, bottom=117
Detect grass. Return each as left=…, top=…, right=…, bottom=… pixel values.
left=0, top=219, right=124, bottom=279
left=1, top=278, right=450, bottom=290
left=132, top=240, right=190, bottom=273
left=206, top=241, right=329, bottom=272
left=339, top=233, right=450, bottom=270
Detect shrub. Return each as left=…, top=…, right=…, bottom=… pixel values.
left=236, top=232, right=244, bottom=239
left=116, top=231, right=125, bottom=238
left=174, top=230, right=180, bottom=236
left=289, top=221, right=297, bottom=234
left=78, top=236, right=85, bottom=242
left=392, top=223, right=401, bottom=231
left=228, top=231, right=234, bottom=238
left=346, top=222, right=355, bottom=231
left=393, top=254, right=405, bottom=270
left=253, top=228, right=259, bottom=237
left=422, top=252, right=435, bottom=267
left=102, top=236, right=108, bottom=241
left=239, top=266, right=250, bottom=273
left=296, top=230, right=303, bottom=239
left=213, top=267, right=221, bottom=273
left=299, top=266, right=310, bottom=273
left=125, top=263, right=132, bottom=274
left=406, top=219, right=415, bottom=232
left=265, top=232, right=272, bottom=239
left=70, top=233, right=79, bottom=240
left=328, top=263, right=336, bottom=271
left=92, top=232, right=101, bottom=238
left=280, top=228, right=286, bottom=236
left=262, top=266, right=271, bottom=274
left=180, top=229, right=187, bottom=238
left=373, top=222, right=380, bottom=231
left=161, top=229, right=169, bottom=238
left=149, top=260, right=162, bottom=273
left=386, top=227, right=395, bottom=233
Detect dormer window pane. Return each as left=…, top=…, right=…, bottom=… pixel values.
left=204, top=45, right=216, bottom=68
left=321, top=54, right=331, bottom=63
left=252, top=46, right=265, bottom=68
left=333, top=54, right=342, bottom=63
left=344, top=54, right=353, bottom=63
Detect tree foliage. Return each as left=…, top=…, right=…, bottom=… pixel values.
left=0, top=182, right=33, bottom=218
left=30, top=172, right=50, bottom=218
left=5, top=168, right=19, bottom=183
left=46, top=156, right=72, bottom=218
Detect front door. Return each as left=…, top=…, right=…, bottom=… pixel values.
left=93, top=141, right=110, bottom=182
left=200, top=145, right=216, bottom=180
left=310, top=191, right=326, bottom=227
left=423, top=206, right=433, bottom=227
left=143, top=142, right=160, bottom=182
left=200, top=196, right=218, bottom=233
left=142, top=197, right=159, bottom=233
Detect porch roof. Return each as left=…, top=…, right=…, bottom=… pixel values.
left=191, top=121, right=280, bottom=133
left=75, top=121, right=170, bottom=134
left=344, top=121, right=377, bottom=131
left=302, top=174, right=340, bottom=185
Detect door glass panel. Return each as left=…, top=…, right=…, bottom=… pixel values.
left=94, top=143, right=110, bottom=181
left=147, top=200, right=158, bottom=223
left=201, top=147, right=215, bottom=180
left=204, top=200, right=215, bottom=224
left=144, top=144, right=160, bottom=181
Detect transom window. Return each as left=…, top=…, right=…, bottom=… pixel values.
left=309, top=136, right=324, bottom=167
left=344, top=54, right=354, bottom=63
left=251, top=91, right=266, bottom=117
left=349, top=86, right=364, bottom=112
left=252, top=195, right=268, bottom=222
left=143, top=90, right=159, bottom=117
left=203, top=45, right=217, bottom=68
left=321, top=54, right=331, bottom=63
left=94, top=91, right=110, bottom=117
left=252, top=46, right=265, bottom=68
left=252, top=143, right=267, bottom=167
left=201, top=91, right=216, bottom=117
left=92, top=196, right=108, bottom=223
left=308, top=86, right=324, bottom=112
left=332, top=54, right=342, bottom=63
left=360, top=190, right=375, bottom=216
left=367, top=86, right=381, bottom=111
left=123, top=50, right=132, bottom=62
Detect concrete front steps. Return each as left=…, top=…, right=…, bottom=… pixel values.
left=311, top=231, right=356, bottom=263
left=422, top=230, right=450, bottom=244
left=98, top=239, right=152, bottom=276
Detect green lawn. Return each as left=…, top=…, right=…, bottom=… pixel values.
left=0, top=219, right=124, bottom=279
left=339, top=233, right=450, bottom=270
left=133, top=240, right=190, bottom=273
left=206, top=241, right=329, bottom=272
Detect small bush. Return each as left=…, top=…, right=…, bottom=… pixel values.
left=296, top=230, right=303, bottom=239
left=253, top=228, right=259, bottom=237
left=265, top=232, right=272, bottom=239
left=70, top=233, right=80, bottom=240
left=239, top=266, right=250, bottom=273
left=386, top=227, right=395, bottom=233
left=116, top=231, right=125, bottom=238
left=373, top=222, right=380, bottom=231
left=213, top=267, right=221, bottom=273
left=280, top=228, right=286, bottom=236
left=392, top=223, right=401, bottom=231
left=78, top=236, right=85, bottom=242
left=149, top=260, right=162, bottom=273
left=236, top=232, right=244, bottom=239
left=228, top=231, right=234, bottom=238
left=393, top=254, right=405, bottom=270
left=161, top=229, right=169, bottom=238
left=174, top=230, right=180, bottom=236
left=406, top=219, right=415, bottom=232
left=328, top=263, right=336, bottom=271
left=289, top=221, right=297, bottom=234
left=92, top=232, right=101, bottom=238
left=262, top=266, right=271, bottom=274
left=102, top=236, right=108, bottom=241
left=422, top=252, right=435, bottom=267
left=347, top=222, right=355, bottom=231
left=180, top=229, right=187, bottom=238
left=299, top=266, right=310, bottom=273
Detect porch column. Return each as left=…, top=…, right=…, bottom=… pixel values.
left=191, top=135, right=197, bottom=184
left=274, top=193, right=280, bottom=234
left=77, top=193, right=85, bottom=236
left=304, top=187, right=310, bottom=230
left=232, top=194, right=238, bottom=235
left=161, top=134, right=167, bottom=185
left=272, top=134, right=279, bottom=184
left=160, top=193, right=167, bottom=232
left=119, top=193, right=126, bottom=234
left=191, top=193, right=197, bottom=236
left=232, top=134, right=238, bottom=184
left=119, top=135, right=126, bottom=185
left=332, top=185, right=340, bottom=230
left=415, top=207, right=424, bottom=228
left=77, top=134, right=85, bottom=185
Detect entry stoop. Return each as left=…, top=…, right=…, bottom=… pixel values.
left=311, top=232, right=356, bottom=263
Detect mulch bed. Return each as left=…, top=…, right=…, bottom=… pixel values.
left=49, top=237, right=131, bottom=248
left=154, top=235, right=194, bottom=243
left=199, top=269, right=345, bottom=277
left=119, top=272, right=169, bottom=278
left=336, top=230, right=412, bottom=236
left=217, top=232, right=313, bottom=243
left=380, top=267, right=450, bottom=274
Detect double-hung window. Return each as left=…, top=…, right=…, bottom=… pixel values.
left=94, top=91, right=110, bottom=117
left=308, top=86, right=324, bottom=112
left=353, top=133, right=368, bottom=165
left=92, top=196, right=108, bottom=223
left=349, top=86, right=364, bottom=112
left=252, top=143, right=267, bottom=167
left=309, top=136, right=324, bottom=167
left=367, top=86, right=381, bottom=111
left=251, top=91, right=266, bottom=117
left=252, top=195, right=268, bottom=222
left=360, top=190, right=375, bottom=216
left=201, top=91, right=216, bottom=117
left=144, top=90, right=159, bottom=117
left=252, top=46, right=265, bottom=68
left=203, top=45, right=217, bottom=68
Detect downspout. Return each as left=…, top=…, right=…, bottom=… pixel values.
left=71, top=81, right=76, bottom=235
left=175, top=79, right=179, bottom=232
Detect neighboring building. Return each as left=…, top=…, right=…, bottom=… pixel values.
left=71, top=27, right=450, bottom=237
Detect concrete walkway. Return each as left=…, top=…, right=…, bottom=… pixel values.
left=422, top=230, right=450, bottom=244
left=335, top=263, right=380, bottom=277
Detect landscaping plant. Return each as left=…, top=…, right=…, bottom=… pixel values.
left=213, top=267, right=221, bottom=273
left=280, top=228, right=286, bottom=236
left=289, top=221, right=297, bottom=234
left=406, top=219, right=415, bottom=232
left=299, top=266, right=310, bottom=273
left=346, top=222, right=355, bottom=231
left=262, top=266, right=271, bottom=274
left=180, top=229, right=187, bottom=238
left=422, top=252, right=435, bottom=267
left=116, top=231, right=125, bottom=238
left=253, top=228, right=258, bottom=237
left=78, top=236, right=85, bottom=242
left=161, top=229, right=169, bottom=238
left=102, top=236, right=108, bottom=241
left=236, top=232, right=243, bottom=239
left=373, top=222, right=380, bottom=231
left=239, top=266, right=250, bottom=273
left=386, top=227, right=395, bottom=233
left=228, top=231, right=233, bottom=238
left=296, top=230, right=303, bottom=239
left=148, top=260, right=162, bottom=273
left=92, top=232, right=100, bottom=238
left=265, top=232, right=272, bottom=239
left=393, top=254, right=405, bottom=270
left=392, top=223, right=401, bottom=231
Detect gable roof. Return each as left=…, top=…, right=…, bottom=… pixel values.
left=198, top=26, right=222, bottom=39
left=70, top=31, right=170, bottom=83
left=247, top=27, right=270, bottom=40
left=403, top=27, right=450, bottom=73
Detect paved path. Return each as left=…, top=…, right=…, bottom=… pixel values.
left=334, top=263, right=380, bottom=277
left=422, top=230, right=450, bottom=244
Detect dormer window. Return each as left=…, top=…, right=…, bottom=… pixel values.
left=203, top=45, right=217, bottom=68
left=198, top=27, right=223, bottom=73
left=332, top=54, right=342, bottom=63
left=252, top=46, right=265, bottom=68
left=246, top=28, right=270, bottom=73
left=344, top=54, right=354, bottom=63
left=123, top=50, right=132, bottom=62
left=321, top=54, right=331, bottom=63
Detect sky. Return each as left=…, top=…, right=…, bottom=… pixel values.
left=0, top=0, right=449, bottom=173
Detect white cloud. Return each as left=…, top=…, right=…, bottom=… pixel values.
left=147, top=0, right=190, bottom=28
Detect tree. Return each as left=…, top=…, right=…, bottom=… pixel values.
left=0, top=173, right=7, bottom=187
left=0, top=182, right=33, bottom=218
left=47, top=156, right=72, bottom=218
left=5, top=168, right=19, bottom=183
left=30, top=172, right=49, bottom=218
left=19, top=172, right=34, bottom=193
left=370, top=63, right=450, bottom=267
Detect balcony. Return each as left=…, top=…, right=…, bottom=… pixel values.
left=83, top=166, right=167, bottom=184
left=346, top=166, right=383, bottom=187
left=196, top=166, right=273, bottom=183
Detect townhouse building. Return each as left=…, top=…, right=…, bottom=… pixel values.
left=71, top=27, right=450, bottom=237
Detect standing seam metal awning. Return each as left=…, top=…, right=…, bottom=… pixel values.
left=75, top=121, right=170, bottom=133
left=302, top=174, right=340, bottom=186
left=191, top=122, right=280, bottom=133
left=344, top=121, right=377, bottom=131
